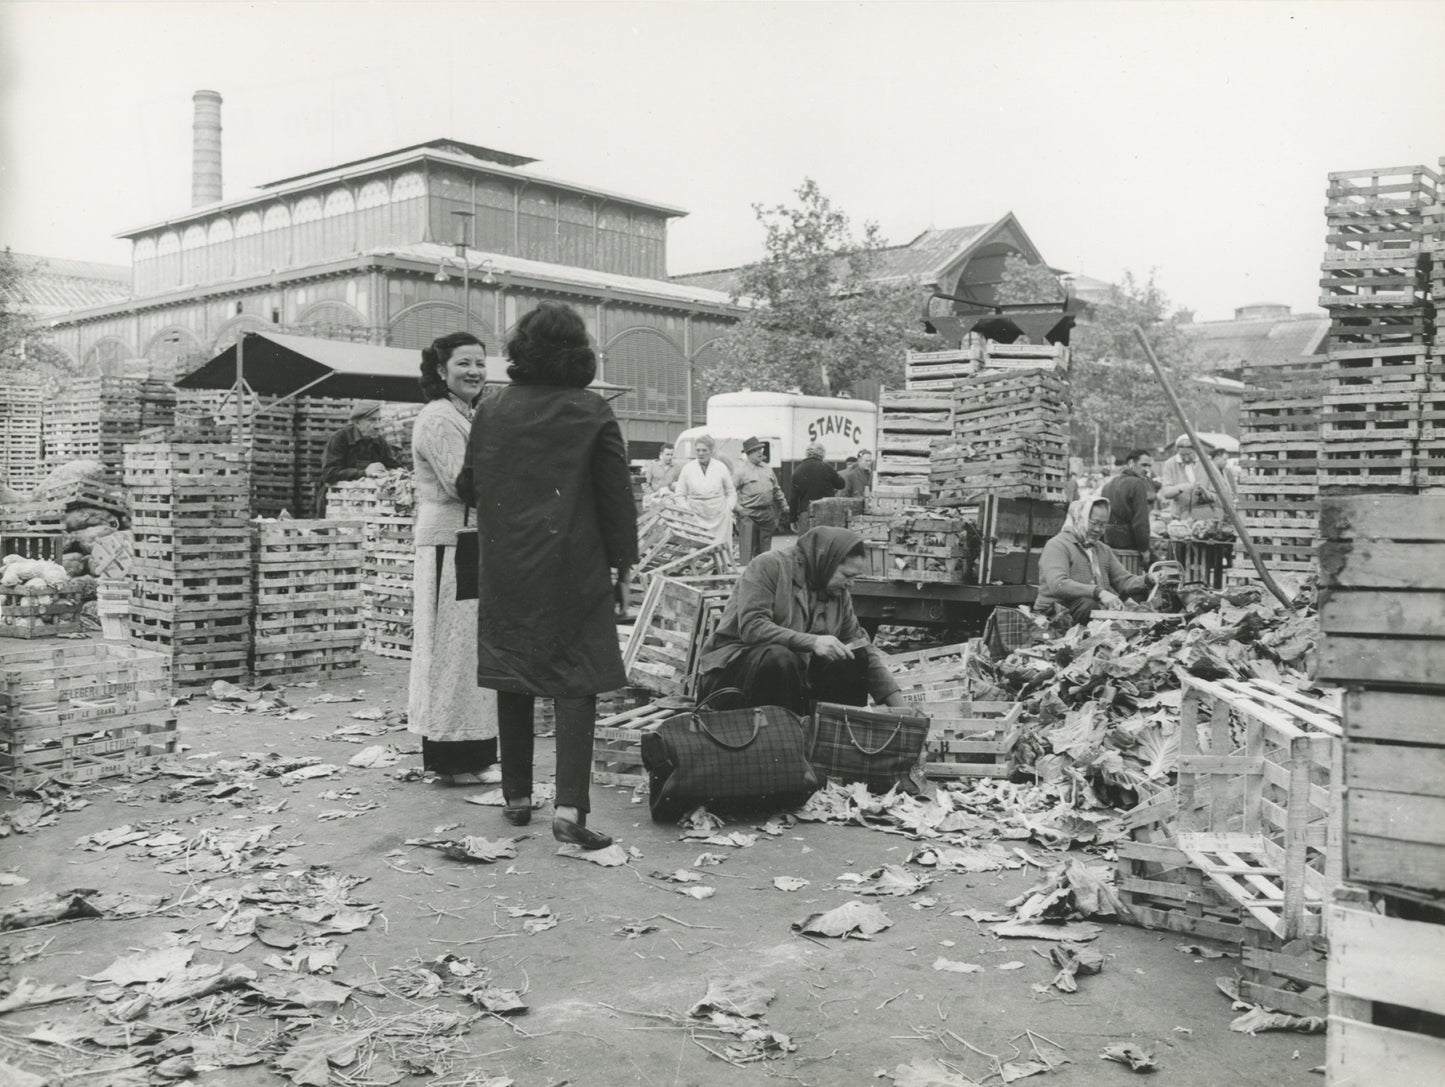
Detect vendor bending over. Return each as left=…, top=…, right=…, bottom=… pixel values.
left=697, top=527, right=910, bottom=715
left=1036, top=498, right=1152, bottom=625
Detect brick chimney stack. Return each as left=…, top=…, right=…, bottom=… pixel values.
left=191, top=90, right=223, bottom=207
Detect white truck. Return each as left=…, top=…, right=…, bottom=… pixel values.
left=673, top=391, right=879, bottom=492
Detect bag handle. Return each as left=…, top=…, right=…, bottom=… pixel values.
left=840, top=708, right=902, bottom=756
left=694, top=686, right=746, bottom=712
left=690, top=707, right=764, bottom=751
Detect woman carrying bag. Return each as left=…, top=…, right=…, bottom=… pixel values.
left=459, top=303, right=638, bottom=850
left=408, top=333, right=499, bottom=785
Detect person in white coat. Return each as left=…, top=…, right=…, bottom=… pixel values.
left=674, top=433, right=736, bottom=548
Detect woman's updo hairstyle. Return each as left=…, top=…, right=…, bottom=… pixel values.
left=420, top=331, right=485, bottom=401
left=505, top=302, right=597, bottom=388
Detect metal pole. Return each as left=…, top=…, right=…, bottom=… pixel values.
left=235, top=331, right=245, bottom=441
left=462, top=261, right=471, bottom=335
left=1132, top=325, right=1295, bottom=609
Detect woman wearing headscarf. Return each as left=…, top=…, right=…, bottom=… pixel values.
left=1036, top=497, right=1152, bottom=625
left=673, top=433, right=736, bottom=548
left=696, top=526, right=908, bottom=715
left=459, top=302, right=638, bottom=851
left=408, top=332, right=499, bottom=785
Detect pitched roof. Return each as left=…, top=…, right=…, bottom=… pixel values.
left=670, top=215, right=1032, bottom=296
left=1185, top=312, right=1329, bottom=369
left=3, top=251, right=132, bottom=316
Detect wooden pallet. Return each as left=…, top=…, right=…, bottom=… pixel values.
left=1176, top=675, right=1343, bottom=941
left=917, top=700, right=1021, bottom=779
left=1327, top=897, right=1445, bottom=1087
left=591, top=700, right=690, bottom=786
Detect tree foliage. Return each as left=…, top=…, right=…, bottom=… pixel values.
left=1, top=249, right=78, bottom=383
left=708, top=180, right=917, bottom=398
left=995, top=255, right=1210, bottom=461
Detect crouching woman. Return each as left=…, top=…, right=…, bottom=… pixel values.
left=695, top=527, right=911, bottom=715
left=1036, top=497, right=1152, bottom=625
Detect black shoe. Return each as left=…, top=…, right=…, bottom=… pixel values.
left=552, top=816, right=612, bottom=850
left=502, top=798, right=532, bottom=827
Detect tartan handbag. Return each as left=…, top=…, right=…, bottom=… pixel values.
left=640, top=688, right=819, bottom=823
left=809, top=703, right=931, bottom=794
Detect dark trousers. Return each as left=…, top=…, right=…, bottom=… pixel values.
left=737, top=514, right=775, bottom=565
left=698, top=643, right=869, bottom=717
left=1060, top=596, right=1097, bottom=625
left=496, top=691, right=596, bottom=814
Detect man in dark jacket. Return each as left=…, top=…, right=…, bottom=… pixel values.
left=788, top=442, right=845, bottom=533
left=1100, top=448, right=1154, bottom=561
left=840, top=449, right=874, bottom=498
left=316, top=401, right=402, bottom=515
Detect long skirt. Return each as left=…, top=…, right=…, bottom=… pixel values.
left=408, top=544, right=498, bottom=771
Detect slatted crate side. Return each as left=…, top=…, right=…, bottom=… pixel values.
left=1114, top=839, right=1254, bottom=945
left=916, top=700, right=1021, bottom=779
left=887, top=643, right=971, bottom=701
left=591, top=702, right=688, bottom=786
left=251, top=645, right=362, bottom=681
left=131, top=569, right=253, bottom=614
left=1177, top=674, right=1343, bottom=941
left=1238, top=931, right=1329, bottom=1018
left=1326, top=901, right=1445, bottom=1087
left=0, top=716, right=179, bottom=793
left=0, top=586, right=86, bottom=639
left=0, top=640, right=171, bottom=721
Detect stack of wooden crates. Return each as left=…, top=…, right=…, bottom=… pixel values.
left=176, top=389, right=297, bottom=517
left=1319, top=165, right=1437, bottom=495
left=124, top=440, right=253, bottom=685
left=250, top=521, right=365, bottom=681
left=1317, top=494, right=1445, bottom=1085
left=0, top=377, right=43, bottom=497
left=326, top=474, right=415, bottom=659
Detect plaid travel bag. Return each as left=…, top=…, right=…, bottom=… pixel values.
left=640, top=688, right=819, bottom=823
left=809, top=703, right=931, bottom=794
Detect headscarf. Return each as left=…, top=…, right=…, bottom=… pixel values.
left=1063, top=497, right=1109, bottom=589
left=794, top=526, right=863, bottom=594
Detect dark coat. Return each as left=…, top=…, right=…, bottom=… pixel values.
left=788, top=458, right=845, bottom=523
left=1100, top=468, right=1153, bottom=555
left=315, top=425, right=402, bottom=515
left=459, top=384, right=639, bottom=697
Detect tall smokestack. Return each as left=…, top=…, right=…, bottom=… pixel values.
left=191, top=89, right=223, bottom=207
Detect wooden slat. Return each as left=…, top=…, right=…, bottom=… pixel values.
left=1345, top=742, right=1445, bottom=797
left=1328, top=904, right=1445, bottom=1015
left=1328, top=1018, right=1445, bottom=1087
left=1344, top=688, right=1445, bottom=744
left=1317, top=636, right=1445, bottom=686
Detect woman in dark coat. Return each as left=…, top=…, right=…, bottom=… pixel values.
left=459, top=302, right=638, bottom=850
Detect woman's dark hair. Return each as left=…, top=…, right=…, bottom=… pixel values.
left=420, top=332, right=485, bottom=400
left=505, top=302, right=597, bottom=388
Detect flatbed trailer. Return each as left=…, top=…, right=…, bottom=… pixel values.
left=851, top=579, right=1036, bottom=635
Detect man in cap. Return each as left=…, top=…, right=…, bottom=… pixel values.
left=1157, top=435, right=1217, bottom=522
left=1100, top=448, right=1155, bottom=561
left=732, top=437, right=787, bottom=563
left=316, top=401, right=402, bottom=515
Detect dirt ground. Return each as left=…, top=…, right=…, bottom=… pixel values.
left=0, top=648, right=1326, bottom=1087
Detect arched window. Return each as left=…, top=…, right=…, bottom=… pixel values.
left=235, top=211, right=263, bottom=276
left=156, top=231, right=181, bottom=290
left=604, top=327, right=686, bottom=419
left=145, top=327, right=206, bottom=382
left=356, top=180, right=389, bottom=248
left=207, top=218, right=234, bottom=281
left=292, top=196, right=323, bottom=264
left=181, top=225, right=207, bottom=284
left=261, top=205, right=290, bottom=271
left=390, top=172, right=426, bottom=244
left=322, top=188, right=356, bottom=257
left=388, top=301, right=479, bottom=350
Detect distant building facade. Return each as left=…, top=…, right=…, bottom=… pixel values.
left=43, top=96, right=743, bottom=448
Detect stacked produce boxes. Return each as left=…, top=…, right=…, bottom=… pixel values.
left=251, top=520, right=365, bottom=680
left=124, top=440, right=252, bottom=685
left=0, top=377, right=43, bottom=496
left=326, top=472, right=415, bottom=659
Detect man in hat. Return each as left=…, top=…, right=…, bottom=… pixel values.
left=1158, top=435, right=1217, bottom=522
left=316, top=401, right=402, bottom=515
left=732, top=436, right=787, bottom=563
left=788, top=441, right=846, bottom=534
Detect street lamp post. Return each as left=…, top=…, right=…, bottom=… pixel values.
left=451, top=210, right=475, bottom=335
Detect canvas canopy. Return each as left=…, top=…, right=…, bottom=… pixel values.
left=177, top=330, right=629, bottom=405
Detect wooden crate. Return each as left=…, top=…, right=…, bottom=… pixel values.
left=252, top=644, right=362, bottom=681
left=1239, top=932, right=1329, bottom=1018
left=0, top=586, right=85, bottom=639
left=131, top=569, right=252, bottom=614
left=916, top=700, right=1021, bottom=779
left=1115, top=838, right=1255, bottom=944
left=0, top=715, right=178, bottom=792
left=623, top=578, right=706, bottom=697
left=884, top=549, right=971, bottom=583
left=591, top=701, right=689, bottom=787
left=887, top=643, right=971, bottom=703
left=1317, top=495, right=1445, bottom=687
left=0, top=532, right=63, bottom=562
left=1340, top=688, right=1445, bottom=896
left=1327, top=897, right=1445, bottom=1087
left=1176, top=675, right=1343, bottom=941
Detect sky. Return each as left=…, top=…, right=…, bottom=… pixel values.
left=1, top=0, right=1442, bottom=322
